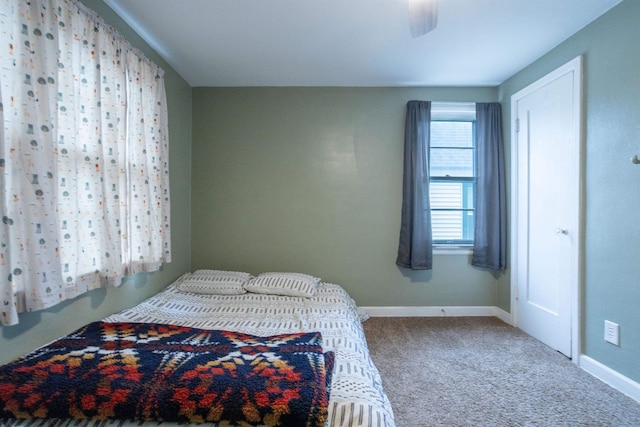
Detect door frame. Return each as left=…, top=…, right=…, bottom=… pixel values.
left=509, top=55, right=584, bottom=362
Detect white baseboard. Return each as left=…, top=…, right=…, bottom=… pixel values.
left=361, top=306, right=512, bottom=324
left=579, top=355, right=640, bottom=403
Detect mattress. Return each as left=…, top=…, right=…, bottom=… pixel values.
left=1, top=275, right=395, bottom=427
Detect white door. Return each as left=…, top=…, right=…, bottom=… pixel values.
left=511, top=56, right=582, bottom=358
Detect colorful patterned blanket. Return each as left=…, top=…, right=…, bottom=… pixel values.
left=0, top=322, right=334, bottom=426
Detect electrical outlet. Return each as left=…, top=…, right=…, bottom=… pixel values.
left=604, top=320, right=620, bottom=346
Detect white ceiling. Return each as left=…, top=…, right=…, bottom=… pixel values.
left=103, top=0, right=622, bottom=87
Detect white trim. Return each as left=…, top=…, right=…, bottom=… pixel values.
left=510, top=55, right=583, bottom=363
left=433, top=247, right=473, bottom=255
left=580, top=355, right=640, bottom=403
left=362, top=306, right=511, bottom=322
left=431, top=102, right=476, bottom=121
left=493, top=307, right=513, bottom=324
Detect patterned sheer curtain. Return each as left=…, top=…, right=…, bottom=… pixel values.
left=0, top=0, right=171, bottom=325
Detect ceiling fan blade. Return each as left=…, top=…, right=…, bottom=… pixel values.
left=408, top=0, right=438, bottom=38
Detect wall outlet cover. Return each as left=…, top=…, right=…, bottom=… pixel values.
left=604, top=320, right=620, bottom=346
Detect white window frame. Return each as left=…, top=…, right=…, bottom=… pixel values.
left=430, top=102, right=476, bottom=253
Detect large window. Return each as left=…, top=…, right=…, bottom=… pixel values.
left=0, top=0, right=171, bottom=326
left=430, top=103, right=476, bottom=245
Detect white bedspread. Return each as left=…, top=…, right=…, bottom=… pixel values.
left=99, top=276, right=396, bottom=427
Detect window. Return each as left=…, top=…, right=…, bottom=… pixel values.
left=0, top=0, right=171, bottom=326
left=397, top=101, right=506, bottom=270
left=430, top=103, right=476, bottom=245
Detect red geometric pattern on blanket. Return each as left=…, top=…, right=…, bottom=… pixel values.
left=0, top=322, right=334, bottom=426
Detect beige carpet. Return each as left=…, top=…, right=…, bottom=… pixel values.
left=362, top=316, right=640, bottom=427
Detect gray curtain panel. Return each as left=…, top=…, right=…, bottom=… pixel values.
left=396, top=101, right=433, bottom=270
left=472, top=102, right=507, bottom=271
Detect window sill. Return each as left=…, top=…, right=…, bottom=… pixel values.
left=433, top=245, right=473, bottom=255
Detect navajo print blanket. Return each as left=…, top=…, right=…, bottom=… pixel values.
left=0, top=322, right=334, bottom=426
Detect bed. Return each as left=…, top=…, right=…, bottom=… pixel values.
left=0, top=271, right=396, bottom=427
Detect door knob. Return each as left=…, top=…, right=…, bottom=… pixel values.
left=555, top=228, right=568, bottom=235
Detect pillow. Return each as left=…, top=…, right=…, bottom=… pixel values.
left=191, top=269, right=252, bottom=279
left=178, top=269, right=252, bottom=295
left=245, top=272, right=321, bottom=298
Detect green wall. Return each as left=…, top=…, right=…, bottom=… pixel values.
left=191, top=87, right=502, bottom=307
left=499, top=0, right=640, bottom=383
left=0, top=0, right=193, bottom=365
